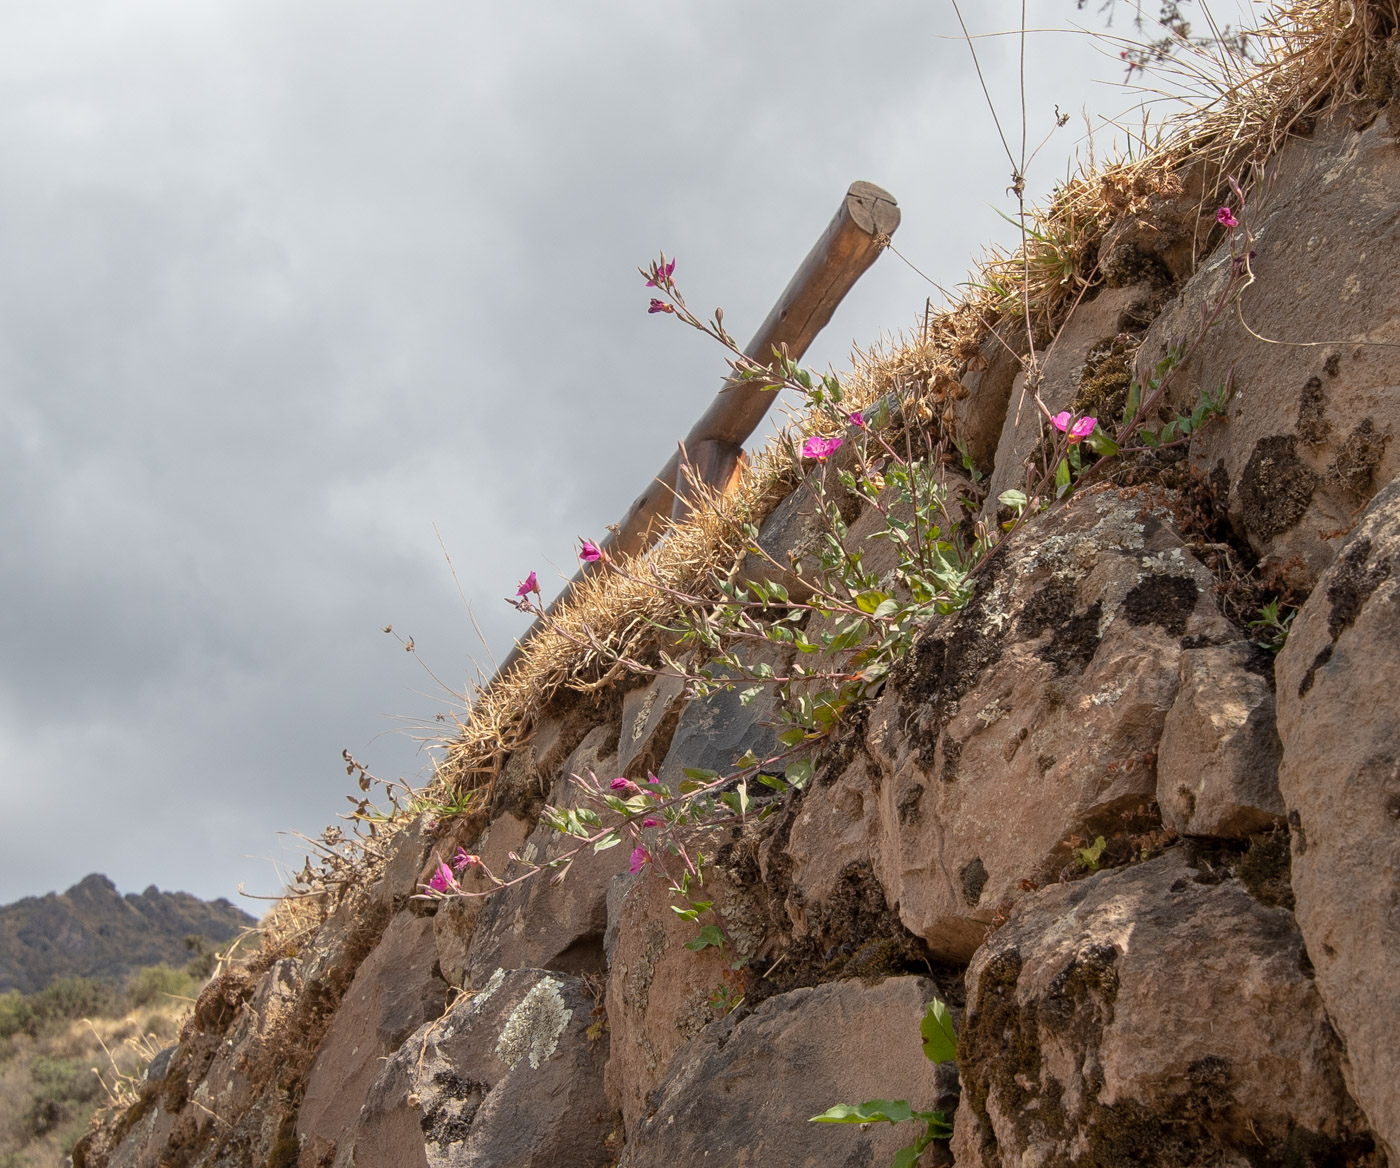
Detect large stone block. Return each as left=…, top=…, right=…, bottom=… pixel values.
left=298, top=912, right=447, bottom=1163
left=1140, top=109, right=1400, bottom=591
left=953, top=850, right=1374, bottom=1167
left=334, top=967, right=609, bottom=1168
left=604, top=856, right=765, bottom=1132
left=619, top=975, right=943, bottom=1167
left=1276, top=474, right=1400, bottom=1162
left=1157, top=641, right=1284, bottom=838
left=867, top=484, right=1235, bottom=960
left=463, top=731, right=628, bottom=985
left=432, top=812, right=532, bottom=988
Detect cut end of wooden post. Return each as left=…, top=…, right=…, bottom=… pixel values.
left=846, top=181, right=901, bottom=238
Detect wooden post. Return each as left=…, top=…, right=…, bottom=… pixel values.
left=496, top=181, right=899, bottom=678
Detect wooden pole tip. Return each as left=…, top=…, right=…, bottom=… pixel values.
left=845, top=181, right=901, bottom=237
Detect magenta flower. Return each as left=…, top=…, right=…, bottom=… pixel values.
left=426, top=862, right=454, bottom=894
left=648, top=298, right=675, bottom=315
left=848, top=411, right=865, bottom=428
left=579, top=539, right=603, bottom=563
left=610, top=777, right=640, bottom=793
left=645, top=257, right=676, bottom=288
left=801, top=435, right=843, bottom=461
left=515, top=571, right=539, bottom=598
left=1050, top=412, right=1098, bottom=443
left=1216, top=206, right=1239, bottom=228
left=451, top=847, right=481, bottom=873
left=642, top=817, right=662, bottom=828
left=629, top=845, right=650, bottom=874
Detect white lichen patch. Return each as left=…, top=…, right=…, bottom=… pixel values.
left=495, top=976, right=573, bottom=1070
left=466, top=967, right=506, bottom=1014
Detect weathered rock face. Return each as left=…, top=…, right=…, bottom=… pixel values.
left=334, top=967, right=610, bottom=1168
left=604, top=856, right=765, bottom=1131
left=867, top=483, right=1234, bottom=960
left=620, top=976, right=944, bottom=1168
left=1157, top=641, right=1285, bottom=838
left=1276, top=474, right=1400, bottom=1163
left=1140, top=111, right=1400, bottom=591
left=953, top=850, right=1373, bottom=1168
left=461, top=734, right=628, bottom=986
left=297, top=912, right=448, bottom=1163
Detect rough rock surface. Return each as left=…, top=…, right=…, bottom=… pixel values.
left=604, top=856, right=765, bottom=1131
left=298, top=912, right=448, bottom=1163
left=462, top=768, right=626, bottom=986
left=620, top=976, right=943, bottom=1168
left=1276, top=474, right=1400, bottom=1162
left=334, top=967, right=609, bottom=1168
left=433, top=811, right=532, bottom=987
left=1157, top=641, right=1285, bottom=837
left=953, top=849, right=1373, bottom=1167
left=1141, top=111, right=1400, bottom=590
left=867, top=483, right=1234, bottom=960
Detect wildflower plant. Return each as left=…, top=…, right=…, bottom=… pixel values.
left=427, top=180, right=1260, bottom=948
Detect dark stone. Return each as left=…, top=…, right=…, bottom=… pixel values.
left=1122, top=575, right=1200, bottom=637
left=960, top=858, right=989, bottom=907
left=1237, top=435, right=1319, bottom=542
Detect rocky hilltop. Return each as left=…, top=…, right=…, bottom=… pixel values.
left=76, top=8, right=1400, bottom=1167
left=0, top=874, right=255, bottom=994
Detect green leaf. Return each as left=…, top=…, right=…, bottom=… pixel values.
left=682, top=767, right=720, bottom=782
left=871, top=598, right=901, bottom=621
left=593, top=832, right=622, bottom=853
left=738, top=685, right=764, bottom=707
left=683, top=925, right=726, bottom=952
left=1054, top=458, right=1071, bottom=497
left=920, top=998, right=958, bottom=1064
left=892, top=1144, right=922, bottom=1168
left=809, top=1100, right=914, bottom=1125
left=855, top=589, right=892, bottom=614
left=778, top=727, right=807, bottom=748
left=998, top=488, right=1028, bottom=511
left=787, top=759, right=814, bottom=789
left=1085, top=429, right=1118, bottom=458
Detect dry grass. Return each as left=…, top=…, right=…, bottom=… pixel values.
left=0, top=1005, right=186, bottom=1168
left=266, top=0, right=1400, bottom=916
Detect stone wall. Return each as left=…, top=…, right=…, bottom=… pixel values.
left=78, top=105, right=1400, bottom=1168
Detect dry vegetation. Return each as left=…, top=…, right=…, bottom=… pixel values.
left=0, top=972, right=195, bottom=1168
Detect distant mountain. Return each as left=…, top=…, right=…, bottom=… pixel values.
left=0, top=874, right=257, bottom=994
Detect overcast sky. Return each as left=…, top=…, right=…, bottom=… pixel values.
left=0, top=0, right=1197, bottom=908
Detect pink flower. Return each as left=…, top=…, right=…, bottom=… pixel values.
left=629, top=845, right=650, bottom=874
left=1050, top=412, right=1098, bottom=443
left=848, top=411, right=865, bottom=428
left=515, top=571, right=539, bottom=598
left=451, top=847, right=480, bottom=873
left=642, top=817, right=662, bottom=828
left=801, top=435, right=843, bottom=461
left=1216, top=206, right=1238, bottom=228
left=645, top=257, right=676, bottom=288
left=643, top=773, right=661, bottom=785
left=579, top=539, right=603, bottom=563
left=610, top=777, right=640, bottom=793
left=426, top=862, right=454, bottom=894
left=648, top=298, right=675, bottom=315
